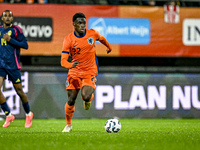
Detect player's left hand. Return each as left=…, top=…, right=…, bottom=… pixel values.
left=3, top=34, right=11, bottom=42
left=72, top=61, right=80, bottom=68
left=106, top=49, right=111, bottom=54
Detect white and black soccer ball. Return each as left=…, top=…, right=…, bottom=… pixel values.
left=104, top=119, right=121, bottom=133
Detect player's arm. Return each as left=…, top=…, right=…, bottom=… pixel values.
left=61, top=37, right=79, bottom=69
left=98, top=35, right=112, bottom=54
left=3, top=33, right=28, bottom=49
left=61, top=52, right=79, bottom=69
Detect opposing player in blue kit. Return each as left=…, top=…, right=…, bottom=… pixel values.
left=0, top=10, right=33, bottom=128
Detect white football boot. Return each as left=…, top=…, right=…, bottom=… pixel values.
left=62, top=125, right=72, bottom=132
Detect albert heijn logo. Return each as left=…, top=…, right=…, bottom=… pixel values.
left=88, top=17, right=150, bottom=45
left=183, top=19, right=200, bottom=46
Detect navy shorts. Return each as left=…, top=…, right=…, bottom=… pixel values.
left=0, top=68, right=22, bottom=84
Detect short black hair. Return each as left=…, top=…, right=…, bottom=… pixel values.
left=2, top=10, right=13, bottom=17
left=72, top=12, right=86, bottom=22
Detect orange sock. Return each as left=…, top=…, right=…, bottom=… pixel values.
left=82, top=93, right=94, bottom=102
left=65, top=102, right=75, bottom=125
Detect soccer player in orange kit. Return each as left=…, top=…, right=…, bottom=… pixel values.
left=61, top=12, right=112, bottom=132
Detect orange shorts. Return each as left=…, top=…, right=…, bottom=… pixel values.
left=66, top=74, right=97, bottom=90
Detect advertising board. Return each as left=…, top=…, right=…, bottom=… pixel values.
left=1, top=72, right=199, bottom=119
left=0, top=4, right=199, bottom=57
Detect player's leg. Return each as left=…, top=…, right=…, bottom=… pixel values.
left=10, top=69, right=32, bottom=115
left=0, top=72, right=15, bottom=128
left=10, top=69, right=33, bottom=128
left=81, top=75, right=96, bottom=110
left=0, top=76, right=9, bottom=113
left=81, top=85, right=95, bottom=102
left=65, top=89, right=79, bottom=125
left=62, top=89, right=79, bottom=132
left=81, top=85, right=95, bottom=110
left=63, top=76, right=81, bottom=132
left=0, top=77, right=15, bottom=128
left=13, top=83, right=33, bottom=128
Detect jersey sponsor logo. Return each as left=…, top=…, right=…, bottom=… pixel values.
left=5, top=111, right=9, bottom=115
left=73, top=44, right=78, bottom=47
left=89, top=17, right=150, bottom=45
left=15, top=78, right=21, bottom=83
left=88, top=37, right=94, bottom=45
left=13, top=17, right=53, bottom=42
left=73, top=41, right=78, bottom=47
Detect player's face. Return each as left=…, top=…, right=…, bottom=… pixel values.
left=1, top=11, right=13, bottom=26
left=74, top=18, right=86, bottom=36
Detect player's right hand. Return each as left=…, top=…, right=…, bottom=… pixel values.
left=72, top=61, right=80, bottom=68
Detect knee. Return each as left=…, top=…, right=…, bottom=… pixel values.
left=67, top=97, right=76, bottom=105
left=82, top=94, right=91, bottom=102
left=15, top=88, right=24, bottom=96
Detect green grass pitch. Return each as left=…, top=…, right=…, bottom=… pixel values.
left=0, top=119, right=200, bottom=150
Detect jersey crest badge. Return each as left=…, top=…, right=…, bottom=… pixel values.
left=66, top=80, right=69, bottom=87
left=88, top=38, right=94, bottom=45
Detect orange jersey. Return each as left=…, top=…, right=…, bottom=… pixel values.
left=61, top=29, right=112, bottom=77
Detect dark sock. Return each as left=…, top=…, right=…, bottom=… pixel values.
left=22, top=102, right=30, bottom=114
left=0, top=102, right=10, bottom=116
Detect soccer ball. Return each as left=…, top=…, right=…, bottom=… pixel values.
left=104, top=119, right=121, bottom=133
